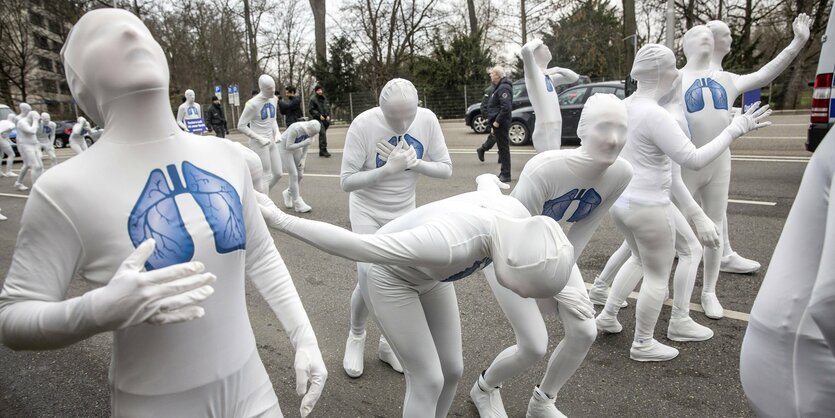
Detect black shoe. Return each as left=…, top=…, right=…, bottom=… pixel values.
left=319, top=150, right=331, bottom=158
left=476, top=147, right=485, bottom=162
left=498, top=174, right=511, bottom=183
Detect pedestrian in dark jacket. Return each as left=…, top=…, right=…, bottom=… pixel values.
left=279, top=85, right=303, bottom=127
left=308, top=85, right=331, bottom=157
left=482, top=66, right=513, bottom=182
left=476, top=83, right=496, bottom=162
left=206, top=96, right=227, bottom=138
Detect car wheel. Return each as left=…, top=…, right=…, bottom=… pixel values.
left=508, top=121, right=530, bottom=146
left=54, top=138, right=65, bottom=148
left=472, top=115, right=489, bottom=134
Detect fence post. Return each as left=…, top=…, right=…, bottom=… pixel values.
left=423, top=89, right=428, bottom=111
left=349, top=92, right=354, bottom=121
left=300, top=83, right=306, bottom=118
left=463, top=85, right=468, bottom=114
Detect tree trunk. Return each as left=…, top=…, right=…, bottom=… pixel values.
left=310, top=0, right=327, bottom=62
left=467, top=0, right=478, bottom=37
left=243, top=0, right=260, bottom=79
left=623, top=0, right=636, bottom=72
left=520, top=0, right=527, bottom=45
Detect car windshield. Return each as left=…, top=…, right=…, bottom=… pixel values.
left=0, top=108, right=12, bottom=121
left=512, top=83, right=527, bottom=100
left=559, top=87, right=587, bottom=105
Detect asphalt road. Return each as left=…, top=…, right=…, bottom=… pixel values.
left=0, top=113, right=814, bottom=417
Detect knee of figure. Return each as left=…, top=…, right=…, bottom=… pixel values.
left=442, top=359, right=464, bottom=384
left=570, top=320, right=598, bottom=348
left=518, top=335, right=549, bottom=363
left=417, top=369, right=446, bottom=399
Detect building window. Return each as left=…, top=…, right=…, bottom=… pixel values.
left=29, top=13, right=45, bottom=28
left=41, top=79, right=57, bottom=94
left=38, top=56, right=53, bottom=72
left=59, top=82, right=70, bottom=95
left=34, top=34, right=49, bottom=50
left=56, top=63, right=65, bottom=76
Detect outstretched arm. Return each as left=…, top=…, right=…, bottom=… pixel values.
left=735, top=14, right=811, bottom=93
left=545, top=67, right=579, bottom=86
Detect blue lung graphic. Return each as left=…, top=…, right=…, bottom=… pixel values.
left=544, top=75, right=555, bottom=92
left=542, top=188, right=602, bottom=223
left=685, top=78, right=728, bottom=113
left=260, top=103, right=276, bottom=120
left=43, top=126, right=51, bottom=135
left=128, top=161, right=246, bottom=270
left=294, top=134, right=309, bottom=144
left=187, top=106, right=199, bottom=116
left=375, top=134, right=426, bottom=168
left=443, top=257, right=493, bottom=282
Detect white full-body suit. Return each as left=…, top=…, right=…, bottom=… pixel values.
left=679, top=16, right=810, bottom=319
left=14, top=111, right=43, bottom=190
left=238, top=75, right=283, bottom=191
left=340, top=78, right=452, bottom=378
left=14, top=102, right=31, bottom=123
left=278, top=120, right=320, bottom=213
left=36, top=112, right=58, bottom=167
left=595, top=44, right=770, bottom=362
left=0, top=10, right=326, bottom=417
left=0, top=114, right=16, bottom=176
left=176, top=89, right=207, bottom=134
left=740, top=128, right=835, bottom=417
left=520, top=39, right=579, bottom=152
left=69, top=116, right=91, bottom=155
left=259, top=188, right=575, bottom=418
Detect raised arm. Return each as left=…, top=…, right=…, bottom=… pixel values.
left=735, top=14, right=810, bottom=93
left=545, top=67, right=580, bottom=86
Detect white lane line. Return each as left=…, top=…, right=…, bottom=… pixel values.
left=732, top=154, right=809, bottom=160
left=0, top=193, right=28, bottom=199
left=583, top=282, right=751, bottom=322
left=300, top=173, right=341, bottom=178
left=729, top=199, right=776, bottom=206
left=742, top=136, right=805, bottom=139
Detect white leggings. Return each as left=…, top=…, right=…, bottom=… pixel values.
left=279, top=147, right=306, bottom=200
left=70, top=137, right=88, bottom=155
left=482, top=263, right=596, bottom=398
left=364, top=264, right=463, bottom=418
left=16, top=144, right=43, bottom=186
left=350, top=224, right=380, bottom=336
left=0, top=138, right=13, bottom=174
left=40, top=142, right=57, bottom=167
left=248, top=140, right=283, bottom=191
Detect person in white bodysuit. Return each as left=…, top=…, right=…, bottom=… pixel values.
left=680, top=16, right=810, bottom=319
left=176, top=89, right=207, bottom=134
left=69, top=116, right=91, bottom=155
left=14, top=111, right=42, bottom=191
left=238, top=75, right=283, bottom=191
left=468, top=93, right=629, bottom=418
left=0, top=114, right=16, bottom=177
left=341, top=78, right=453, bottom=378
left=740, top=128, right=835, bottom=417
left=15, top=102, right=31, bottom=122
left=595, top=44, right=770, bottom=362
left=278, top=120, right=320, bottom=213
left=259, top=184, right=575, bottom=418
left=36, top=112, right=58, bottom=168
left=520, top=39, right=580, bottom=152
left=0, top=9, right=326, bottom=417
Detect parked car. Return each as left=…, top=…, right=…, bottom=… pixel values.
left=508, top=80, right=626, bottom=146
left=53, top=120, right=101, bottom=148
left=0, top=104, right=13, bottom=121
left=807, top=6, right=835, bottom=152
left=465, top=76, right=591, bottom=134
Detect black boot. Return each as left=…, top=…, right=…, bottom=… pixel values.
left=476, top=147, right=485, bottom=162
left=319, top=149, right=331, bottom=158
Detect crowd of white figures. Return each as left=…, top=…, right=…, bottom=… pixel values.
left=0, top=7, right=831, bottom=418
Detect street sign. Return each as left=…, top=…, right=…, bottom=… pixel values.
left=228, top=85, right=234, bottom=105
left=214, top=85, right=222, bottom=100
left=233, top=84, right=240, bottom=106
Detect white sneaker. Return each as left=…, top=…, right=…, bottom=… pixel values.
left=526, top=386, right=566, bottom=418
left=720, top=252, right=761, bottom=274
left=667, top=316, right=714, bottom=342
left=281, top=189, right=293, bottom=208
left=2, top=171, right=12, bottom=177
left=470, top=373, right=508, bottom=418
left=588, top=278, right=627, bottom=307
left=0, top=212, right=7, bottom=221
left=630, top=339, right=679, bottom=362
left=377, top=335, right=404, bottom=373
left=343, top=331, right=366, bottom=378
left=701, top=292, right=724, bottom=319
left=595, top=313, right=623, bottom=334
left=293, top=197, right=312, bottom=213
left=14, top=182, right=28, bottom=191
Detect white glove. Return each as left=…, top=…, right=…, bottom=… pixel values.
left=476, top=173, right=510, bottom=192
left=690, top=210, right=720, bottom=249
left=724, top=101, right=771, bottom=138
left=295, top=342, right=327, bottom=417
left=255, top=135, right=271, bottom=147
left=381, top=140, right=414, bottom=174
left=403, top=144, right=420, bottom=169
left=554, top=286, right=595, bottom=320
left=88, top=239, right=216, bottom=330
left=375, top=140, right=396, bottom=162
left=792, top=13, right=811, bottom=44
left=257, top=191, right=293, bottom=231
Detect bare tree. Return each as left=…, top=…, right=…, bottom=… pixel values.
left=0, top=0, right=36, bottom=106
left=310, top=0, right=326, bottom=61
left=623, top=0, right=637, bottom=72
left=467, top=0, right=478, bottom=36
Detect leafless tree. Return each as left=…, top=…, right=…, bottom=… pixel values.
left=0, top=0, right=36, bottom=106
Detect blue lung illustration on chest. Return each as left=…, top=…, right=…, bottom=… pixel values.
left=543, top=188, right=602, bottom=223
left=42, top=126, right=51, bottom=135
left=187, top=106, right=199, bottom=116
left=375, top=134, right=425, bottom=168
left=293, top=134, right=309, bottom=144
left=544, top=75, right=555, bottom=92
left=443, top=257, right=493, bottom=282
left=128, top=161, right=246, bottom=270
left=260, top=103, right=276, bottom=120
left=685, top=78, right=728, bottom=113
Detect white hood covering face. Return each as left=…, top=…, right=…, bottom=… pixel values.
left=576, top=93, right=628, bottom=165
left=379, top=78, right=419, bottom=135
left=630, top=44, right=680, bottom=101
left=258, top=74, right=275, bottom=97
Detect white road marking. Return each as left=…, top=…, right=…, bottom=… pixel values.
left=728, top=199, right=776, bottom=206
left=0, top=193, right=28, bottom=199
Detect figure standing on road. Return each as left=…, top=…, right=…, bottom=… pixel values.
left=14, top=111, right=42, bottom=191
left=36, top=112, right=58, bottom=168
left=475, top=82, right=495, bottom=162
left=485, top=66, right=513, bottom=183
left=238, top=74, right=284, bottom=191
left=308, top=85, right=331, bottom=157
left=69, top=116, right=91, bottom=155
left=278, top=120, right=320, bottom=213
left=0, top=114, right=17, bottom=177
left=279, top=85, right=303, bottom=127
left=176, top=89, right=207, bottom=134
left=206, top=96, right=227, bottom=138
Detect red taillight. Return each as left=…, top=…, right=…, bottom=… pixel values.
left=64, top=128, right=72, bottom=134
left=811, top=73, right=833, bottom=124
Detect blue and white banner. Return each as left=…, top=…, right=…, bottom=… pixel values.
left=185, top=118, right=208, bottom=133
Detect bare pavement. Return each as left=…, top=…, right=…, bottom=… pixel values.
left=0, top=113, right=814, bottom=417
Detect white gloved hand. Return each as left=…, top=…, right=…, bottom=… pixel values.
left=553, top=286, right=595, bottom=320
left=381, top=140, right=412, bottom=174
left=256, top=135, right=272, bottom=147
left=403, top=144, right=420, bottom=169
left=295, top=342, right=328, bottom=417
left=476, top=173, right=510, bottom=191
left=257, top=191, right=293, bottom=231
left=725, top=101, right=772, bottom=138
left=88, top=239, right=216, bottom=330
left=690, top=210, right=721, bottom=249
left=375, top=140, right=396, bottom=162
left=792, top=13, right=811, bottom=44
left=522, top=38, right=544, bottom=53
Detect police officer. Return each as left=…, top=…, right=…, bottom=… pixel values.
left=485, top=66, right=513, bottom=183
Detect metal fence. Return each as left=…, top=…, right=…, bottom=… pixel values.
left=328, top=84, right=488, bottom=123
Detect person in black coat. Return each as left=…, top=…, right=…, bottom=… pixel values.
left=279, top=85, right=303, bottom=127
left=484, top=67, right=513, bottom=182
left=308, top=85, right=331, bottom=157
left=205, top=96, right=227, bottom=138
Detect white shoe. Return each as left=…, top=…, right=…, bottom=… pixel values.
left=595, top=313, right=622, bottom=334
left=701, top=292, right=724, bottom=319
left=2, top=171, right=12, bottom=177
left=526, top=386, right=566, bottom=418
left=667, top=316, right=714, bottom=342
left=377, top=335, right=404, bottom=373
left=720, top=252, right=761, bottom=274
left=14, top=182, right=28, bottom=191
left=470, top=373, right=508, bottom=418
left=293, top=197, right=312, bottom=213
left=588, top=282, right=628, bottom=308
left=281, top=189, right=293, bottom=208
left=630, top=339, right=679, bottom=362
left=0, top=212, right=7, bottom=221
left=343, top=331, right=366, bottom=378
